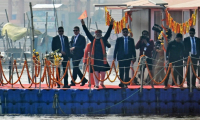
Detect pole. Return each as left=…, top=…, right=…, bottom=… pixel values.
left=39, top=53, right=43, bottom=94
left=5, top=9, right=9, bottom=22
left=5, top=30, right=11, bottom=49
left=24, top=13, right=25, bottom=27
left=61, top=21, right=63, bottom=27
left=88, top=52, right=91, bottom=93
left=189, top=52, right=192, bottom=93
left=2, top=38, right=6, bottom=51
left=140, top=52, right=145, bottom=93
left=29, top=2, right=35, bottom=88
left=11, top=53, right=13, bottom=88
left=162, top=5, right=167, bottom=65
left=29, top=2, right=34, bottom=51
left=45, top=12, right=48, bottom=53
left=0, top=97, right=2, bottom=114
left=95, top=22, right=98, bottom=30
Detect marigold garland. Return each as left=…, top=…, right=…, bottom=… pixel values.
left=165, top=9, right=197, bottom=35
left=104, top=7, right=133, bottom=34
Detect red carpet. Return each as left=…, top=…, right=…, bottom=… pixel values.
left=0, top=83, right=183, bottom=89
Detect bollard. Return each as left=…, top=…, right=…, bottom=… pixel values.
left=189, top=52, right=192, bottom=93
left=88, top=52, right=91, bottom=93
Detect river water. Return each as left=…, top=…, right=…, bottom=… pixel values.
left=0, top=115, right=200, bottom=120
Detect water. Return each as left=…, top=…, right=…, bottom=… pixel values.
left=0, top=115, right=200, bottom=120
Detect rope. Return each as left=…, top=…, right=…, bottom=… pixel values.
left=92, top=60, right=114, bottom=82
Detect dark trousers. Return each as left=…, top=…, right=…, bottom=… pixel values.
left=71, top=58, right=87, bottom=84
left=57, top=60, right=68, bottom=87
left=187, top=55, right=198, bottom=87
left=119, top=56, right=131, bottom=85
left=164, top=61, right=183, bottom=86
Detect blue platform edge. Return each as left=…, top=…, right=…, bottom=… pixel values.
left=0, top=88, right=200, bottom=115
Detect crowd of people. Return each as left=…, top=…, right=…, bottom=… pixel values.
left=52, top=19, right=200, bottom=89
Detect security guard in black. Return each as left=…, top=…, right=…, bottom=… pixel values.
left=164, top=33, right=184, bottom=88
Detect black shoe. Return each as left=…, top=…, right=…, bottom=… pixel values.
left=70, top=83, right=76, bottom=86
left=119, top=83, right=123, bottom=88
left=80, top=79, right=88, bottom=86
left=63, top=85, right=70, bottom=88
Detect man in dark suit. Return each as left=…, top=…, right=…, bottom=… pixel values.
left=70, top=26, right=88, bottom=86
left=165, top=33, right=184, bottom=88
left=184, top=28, right=200, bottom=88
left=114, top=28, right=136, bottom=88
left=52, top=26, right=70, bottom=88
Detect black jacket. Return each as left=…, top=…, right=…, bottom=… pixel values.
left=166, top=40, right=185, bottom=63
left=113, top=36, right=136, bottom=61
left=52, top=35, right=70, bottom=60
left=70, top=34, right=86, bottom=60
left=183, top=36, right=200, bottom=58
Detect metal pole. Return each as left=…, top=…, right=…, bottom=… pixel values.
left=189, top=52, right=192, bottom=93
left=2, top=38, right=6, bottom=51
left=162, top=6, right=167, bottom=65
left=29, top=2, right=35, bottom=88
left=5, top=30, right=11, bottom=49
left=39, top=53, right=43, bottom=94
left=140, top=52, right=145, bottom=93
left=0, top=97, right=2, bottom=114
left=24, top=13, right=25, bottom=27
left=11, top=53, right=13, bottom=88
left=95, top=22, right=98, bottom=30
left=140, top=60, right=144, bottom=93
left=88, top=52, right=91, bottom=93
left=61, top=21, right=63, bottom=27
left=5, top=9, right=9, bottom=22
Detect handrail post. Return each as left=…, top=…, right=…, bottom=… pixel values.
left=189, top=52, right=192, bottom=93
left=88, top=52, right=91, bottom=93
left=140, top=53, right=146, bottom=93
left=11, top=54, right=13, bottom=88
left=39, top=53, right=43, bottom=93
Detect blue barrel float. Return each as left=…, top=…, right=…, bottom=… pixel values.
left=0, top=88, right=200, bottom=115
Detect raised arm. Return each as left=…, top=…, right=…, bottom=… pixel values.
left=81, top=19, right=94, bottom=41
left=104, top=18, right=114, bottom=39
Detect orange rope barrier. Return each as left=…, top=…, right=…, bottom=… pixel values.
left=0, top=60, right=14, bottom=84
left=113, top=61, right=139, bottom=84
left=106, top=63, right=119, bottom=82
left=170, top=57, right=190, bottom=87
left=189, top=57, right=200, bottom=80
left=146, top=61, right=171, bottom=84
left=92, top=60, right=114, bottom=82
left=69, top=60, right=88, bottom=84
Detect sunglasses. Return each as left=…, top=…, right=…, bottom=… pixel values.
left=189, top=32, right=194, bottom=34
left=58, top=30, right=64, bottom=32
left=73, top=30, right=79, bottom=32
left=123, top=31, right=128, bottom=33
